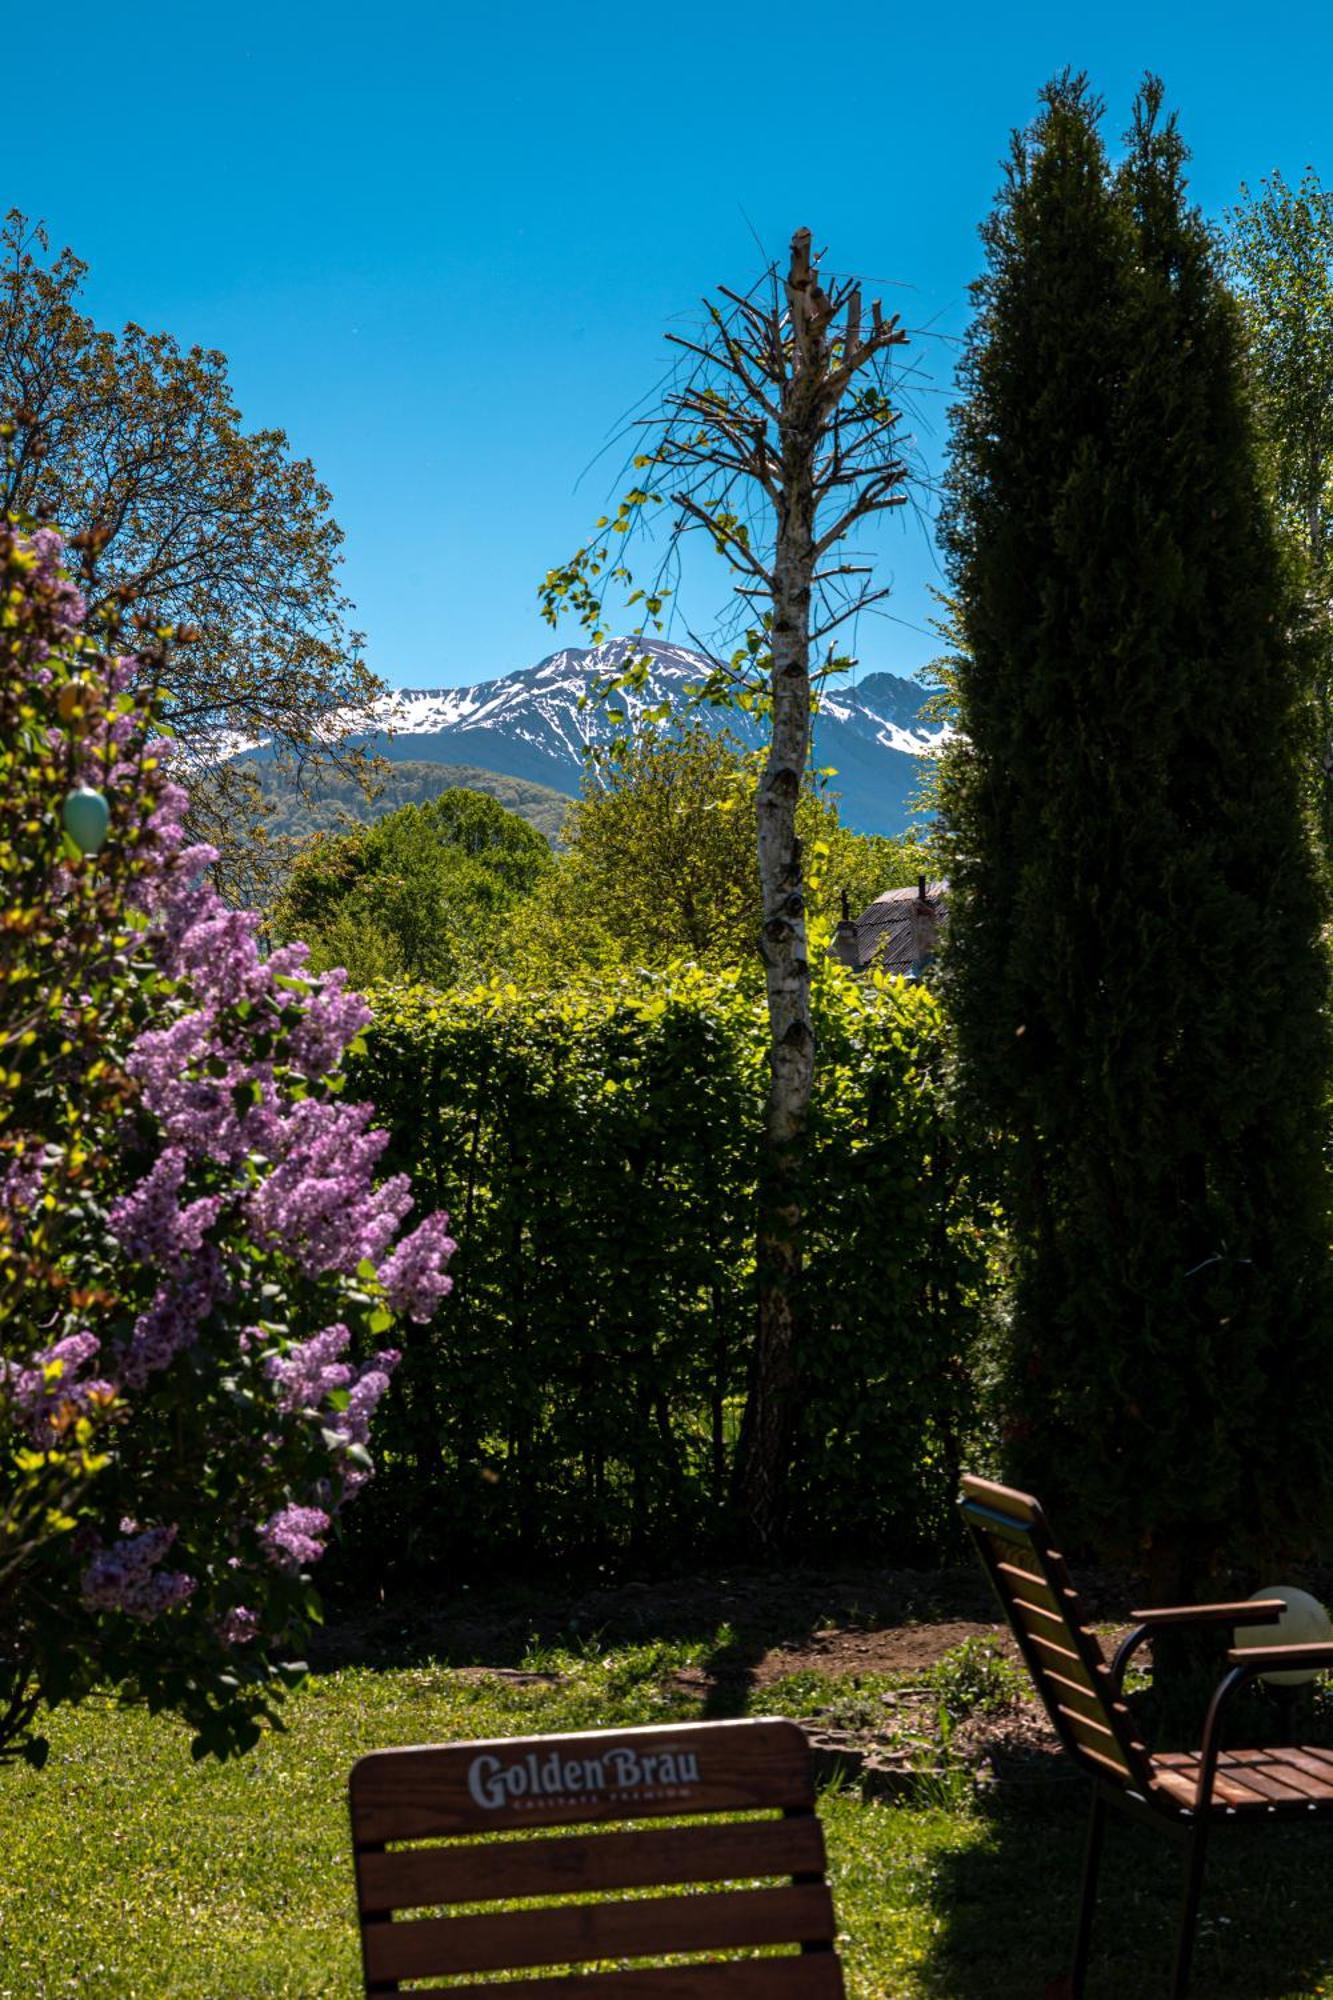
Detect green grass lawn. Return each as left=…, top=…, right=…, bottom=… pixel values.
left=4, top=1641, right=1333, bottom=1997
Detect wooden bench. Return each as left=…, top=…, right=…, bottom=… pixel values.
left=348, top=1716, right=846, bottom=1995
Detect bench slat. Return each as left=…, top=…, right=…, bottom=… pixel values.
left=404, top=1955, right=846, bottom=1998
left=364, top=1883, right=836, bottom=1983
left=357, top=1815, right=827, bottom=1913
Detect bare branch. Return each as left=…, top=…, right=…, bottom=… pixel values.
left=665, top=322, right=784, bottom=423
left=672, top=491, right=776, bottom=586
left=715, top=283, right=785, bottom=371
left=706, top=300, right=790, bottom=409
left=809, top=583, right=895, bottom=642
left=813, top=473, right=910, bottom=557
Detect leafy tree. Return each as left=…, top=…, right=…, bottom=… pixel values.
left=1227, top=169, right=1333, bottom=582
left=273, top=789, right=553, bottom=988
left=939, top=76, right=1333, bottom=1604
left=0, top=211, right=381, bottom=875
left=567, top=728, right=765, bottom=965
left=500, top=726, right=925, bottom=980
left=1226, top=170, right=1333, bottom=848
left=1, top=524, right=453, bottom=1762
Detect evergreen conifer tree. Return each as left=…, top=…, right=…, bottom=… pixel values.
left=939, top=75, right=1333, bottom=1599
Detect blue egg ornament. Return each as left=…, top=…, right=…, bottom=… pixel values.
left=62, top=786, right=110, bottom=856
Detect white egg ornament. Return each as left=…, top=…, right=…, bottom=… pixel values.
left=1234, top=1585, right=1333, bottom=1686
left=62, top=786, right=110, bottom=856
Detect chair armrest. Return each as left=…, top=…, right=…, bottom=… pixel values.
left=1111, top=1601, right=1287, bottom=1693
left=1128, top=1600, right=1286, bottom=1627
left=1226, top=1641, right=1333, bottom=1673
left=1111, top=1625, right=1153, bottom=1690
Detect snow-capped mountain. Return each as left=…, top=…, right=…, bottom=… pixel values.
left=285, top=639, right=945, bottom=836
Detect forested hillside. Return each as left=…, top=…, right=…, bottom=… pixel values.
left=239, top=755, right=571, bottom=845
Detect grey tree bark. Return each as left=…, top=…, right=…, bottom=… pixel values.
left=735, top=232, right=823, bottom=1543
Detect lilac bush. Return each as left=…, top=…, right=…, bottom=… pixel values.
left=1, top=522, right=454, bottom=1760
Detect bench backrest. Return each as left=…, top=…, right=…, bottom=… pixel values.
left=348, top=1715, right=845, bottom=1995
left=960, top=1474, right=1152, bottom=1795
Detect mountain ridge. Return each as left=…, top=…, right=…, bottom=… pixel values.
left=242, top=639, right=945, bottom=836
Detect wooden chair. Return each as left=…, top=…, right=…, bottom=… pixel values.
left=348, top=1716, right=846, bottom=1996
left=961, top=1472, right=1333, bottom=1998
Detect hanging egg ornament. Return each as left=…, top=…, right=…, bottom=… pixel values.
left=62, top=786, right=110, bottom=856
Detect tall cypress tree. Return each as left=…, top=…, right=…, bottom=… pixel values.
left=940, top=75, right=1333, bottom=1600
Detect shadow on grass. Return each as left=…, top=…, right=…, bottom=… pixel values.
left=696, top=1620, right=771, bottom=1718
left=915, top=1785, right=1333, bottom=2000
left=313, top=1561, right=993, bottom=1680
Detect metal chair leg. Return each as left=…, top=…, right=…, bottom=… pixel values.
left=1069, top=1788, right=1107, bottom=1997
left=1169, top=1822, right=1209, bottom=2000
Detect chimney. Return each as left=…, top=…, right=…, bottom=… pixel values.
left=830, top=887, right=860, bottom=970
left=907, top=876, right=938, bottom=971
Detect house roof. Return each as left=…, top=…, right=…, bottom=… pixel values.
left=835, top=880, right=948, bottom=975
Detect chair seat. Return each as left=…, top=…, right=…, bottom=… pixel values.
left=1153, top=1745, right=1333, bottom=1812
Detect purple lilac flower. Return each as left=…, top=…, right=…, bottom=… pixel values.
left=0, top=1150, right=44, bottom=1241
left=133, top=834, right=214, bottom=921
left=82, top=1526, right=195, bottom=1621
left=121, top=1252, right=221, bottom=1388
left=246, top=1099, right=410, bottom=1277
left=3, top=1332, right=116, bottom=1442
left=28, top=526, right=61, bottom=575
left=267, top=941, right=313, bottom=981
left=107, top=1147, right=224, bottom=1265
left=167, top=904, right=285, bottom=1009
left=259, top=1504, right=330, bottom=1574
left=26, top=528, right=86, bottom=629
left=11, top=1329, right=98, bottom=1392
left=219, top=1605, right=260, bottom=1646
left=128, top=1010, right=217, bottom=1115
left=264, top=1323, right=355, bottom=1413
left=343, top=1354, right=400, bottom=1446
left=128, top=1012, right=277, bottom=1166
left=287, top=969, right=372, bottom=1078
left=377, top=1213, right=456, bottom=1323
left=327, top=1351, right=401, bottom=1494
left=72, top=682, right=150, bottom=794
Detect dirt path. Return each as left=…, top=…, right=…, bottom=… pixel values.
left=319, top=1562, right=1017, bottom=1673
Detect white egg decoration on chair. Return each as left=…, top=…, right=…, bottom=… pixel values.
left=1234, top=1586, right=1333, bottom=1686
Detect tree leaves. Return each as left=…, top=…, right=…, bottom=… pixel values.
left=0, top=210, right=383, bottom=885
left=270, top=789, right=554, bottom=990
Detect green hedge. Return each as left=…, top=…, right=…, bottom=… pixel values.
left=343, top=965, right=1002, bottom=1578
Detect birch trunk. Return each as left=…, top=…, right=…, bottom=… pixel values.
left=734, top=232, right=822, bottom=1548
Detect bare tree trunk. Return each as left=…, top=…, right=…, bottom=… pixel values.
left=545, top=225, right=909, bottom=1549
left=734, top=232, right=822, bottom=1549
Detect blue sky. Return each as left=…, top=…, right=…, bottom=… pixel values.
left=9, top=2, right=1332, bottom=693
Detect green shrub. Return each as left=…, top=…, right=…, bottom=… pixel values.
left=344, top=962, right=1003, bottom=1577
left=932, top=1637, right=1022, bottom=1722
